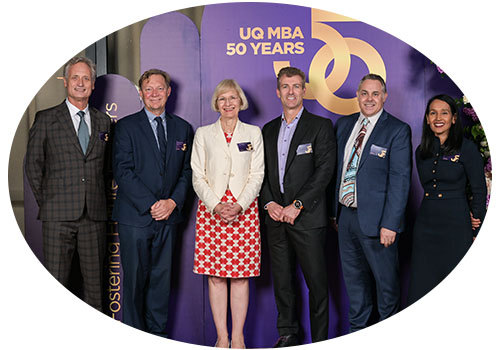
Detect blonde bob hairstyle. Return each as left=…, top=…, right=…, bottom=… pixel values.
left=211, top=79, right=249, bottom=112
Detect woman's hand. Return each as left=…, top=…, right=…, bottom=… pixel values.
left=220, top=203, right=242, bottom=224
left=214, top=202, right=242, bottom=224
left=470, top=212, right=481, bottom=230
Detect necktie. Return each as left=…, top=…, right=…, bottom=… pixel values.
left=340, top=117, right=369, bottom=207
left=77, top=110, right=89, bottom=154
left=155, top=116, right=167, bottom=160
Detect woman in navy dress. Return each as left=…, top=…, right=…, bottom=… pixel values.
left=408, top=94, right=487, bottom=304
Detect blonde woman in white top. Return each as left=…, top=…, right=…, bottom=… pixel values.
left=191, top=79, right=264, bottom=348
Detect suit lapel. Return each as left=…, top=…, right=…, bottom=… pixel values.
left=284, top=110, right=308, bottom=174
left=338, top=114, right=358, bottom=161
left=85, top=107, right=99, bottom=157
left=56, top=102, right=84, bottom=156
left=267, top=117, right=282, bottom=187
left=165, top=113, right=177, bottom=166
left=214, top=118, right=231, bottom=155
left=230, top=119, right=243, bottom=154
left=137, top=110, right=163, bottom=166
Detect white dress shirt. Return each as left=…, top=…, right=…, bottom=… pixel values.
left=66, top=99, right=91, bottom=136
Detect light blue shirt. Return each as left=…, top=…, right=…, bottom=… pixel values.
left=277, top=107, right=304, bottom=193
left=144, top=108, right=167, bottom=149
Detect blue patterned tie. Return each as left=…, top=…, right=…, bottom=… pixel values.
left=340, top=117, right=368, bottom=207
left=155, top=116, right=167, bottom=160
left=77, top=110, right=89, bottom=154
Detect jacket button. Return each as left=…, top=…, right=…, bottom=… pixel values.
left=81, top=178, right=86, bottom=182
left=438, top=193, right=443, bottom=198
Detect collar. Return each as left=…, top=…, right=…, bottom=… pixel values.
left=144, top=108, right=166, bottom=123
left=281, top=107, right=304, bottom=125
left=65, top=98, right=89, bottom=116
left=359, top=108, right=384, bottom=125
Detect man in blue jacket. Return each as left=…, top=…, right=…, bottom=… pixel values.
left=112, top=69, right=193, bottom=336
left=334, top=74, right=411, bottom=332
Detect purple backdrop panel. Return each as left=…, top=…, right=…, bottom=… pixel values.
left=91, top=73, right=143, bottom=120
left=91, top=74, right=143, bottom=321
left=141, top=11, right=202, bottom=129
left=140, top=12, right=204, bottom=344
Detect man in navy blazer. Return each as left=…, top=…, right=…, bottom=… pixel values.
left=112, top=69, right=193, bottom=336
left=334, top=74, right=411, bottom=332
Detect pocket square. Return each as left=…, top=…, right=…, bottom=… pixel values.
left=99, top=132, right=109, bottom=142
left=237, top=142, right=253, bottom=152
left=176, top=141, right=187, bottom=151
left=370, top=144, right=387, bottom=158
left=296, top=143, right=313, bottom=155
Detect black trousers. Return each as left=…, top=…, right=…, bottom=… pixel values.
left=266, top=223, right=328, bottom=342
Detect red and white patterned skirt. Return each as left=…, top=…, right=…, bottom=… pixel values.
left=193, top=189, right=261, bottom=278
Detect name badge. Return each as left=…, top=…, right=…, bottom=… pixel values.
left=237, top=142, right=253, bottom=152
left=296, top=143, right=313, bottom=155
left=370, top=144, right=388, bottom=158
left=99, top=132, right=109, bottom=142
left=176, top=141, right=187, bottom=151
left=443, top=154, right=460, bottom=162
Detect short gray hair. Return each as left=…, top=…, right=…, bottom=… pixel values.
left=358, top=73, right=387, bottom=93
left=63, top=56, right=97, bottom=82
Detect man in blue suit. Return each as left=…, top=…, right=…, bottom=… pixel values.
left=112, top=69, right=193, bottom=336
left=334, top=74, right=411, bottom=332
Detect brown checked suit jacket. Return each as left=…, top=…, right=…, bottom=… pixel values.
left=26, top=101, right=111, bottom=222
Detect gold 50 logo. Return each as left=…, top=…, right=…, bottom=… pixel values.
left=274, top=9, right=386, bottom=115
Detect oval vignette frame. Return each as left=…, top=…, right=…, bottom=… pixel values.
left=3, top=1, right=498, bottom=350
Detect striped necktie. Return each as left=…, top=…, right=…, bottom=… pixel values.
left=77, top=110, right=89, bottom=154
left=340, top=117, right=369, bottom=207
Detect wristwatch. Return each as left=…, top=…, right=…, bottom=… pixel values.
left=292, top=199, right=303, bottom=210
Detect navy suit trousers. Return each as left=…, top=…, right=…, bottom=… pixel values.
left=338, top=205, right=400, bottom=332
left=119, top=221, right=176, bottom=336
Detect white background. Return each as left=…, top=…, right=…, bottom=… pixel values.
left=1, top=0, right=498, bottom=349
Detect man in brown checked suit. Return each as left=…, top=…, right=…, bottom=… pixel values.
left=25, top=57, right=110, bottom=311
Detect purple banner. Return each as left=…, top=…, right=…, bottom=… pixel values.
left=140, top=10, right=204, bottom=344
left=90, top=73, right=143, bottom=321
